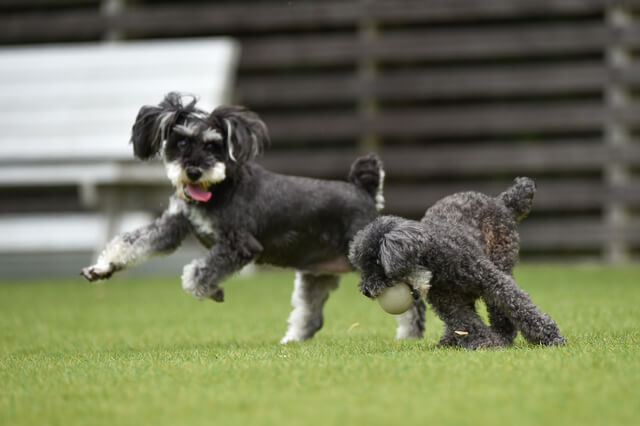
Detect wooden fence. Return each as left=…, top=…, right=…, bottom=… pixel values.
left=1, top=0, right=640, bottom=262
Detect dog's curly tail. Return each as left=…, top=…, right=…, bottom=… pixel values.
left=499, top=177, right=536, bottom=223
left=348, top=154, right=385, bottom=211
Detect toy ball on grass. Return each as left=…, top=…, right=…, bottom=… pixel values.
left=377, top=283, right=413, bottom=314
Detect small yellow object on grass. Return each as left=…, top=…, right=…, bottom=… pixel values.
left=377, top=283, right=413, bottom=315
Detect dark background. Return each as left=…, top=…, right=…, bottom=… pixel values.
left=1, top=0, right=640, bottom=263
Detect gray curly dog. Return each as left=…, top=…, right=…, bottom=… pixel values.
left=349, top=177, right=566, bottom=349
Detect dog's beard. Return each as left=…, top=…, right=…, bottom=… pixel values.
left=165, top=161, right=226, bottom=203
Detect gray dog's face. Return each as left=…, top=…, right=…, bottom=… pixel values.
left=163, top=119, right=228, bottom=203
left=349, top=217, right=398, bottom=299
left=349, top=216, right=429, bottom=299
left=130, top=92, right=269, bottom=204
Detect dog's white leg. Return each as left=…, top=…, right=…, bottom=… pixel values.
left=281, top=271, right=339, bottom=343
left=81, top=204, right=190, bottom=281
left=394, top=267, right=430, bottom=339
left=395, top=298, right=426, bottom=339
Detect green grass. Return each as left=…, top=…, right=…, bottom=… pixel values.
left=1, top=265, right=638, bottom=426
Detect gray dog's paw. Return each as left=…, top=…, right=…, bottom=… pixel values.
left=547, top=335, right=567, bottom=346
left=209, top=286, right=225, bottom=302
left=181, top=259, right=224, bottom=301
left=80, top=263, right=115, bottom=282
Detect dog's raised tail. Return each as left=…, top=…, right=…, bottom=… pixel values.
left=349, top=154, right=385, bottom=211
left=499, top=177, right=536, bottom=223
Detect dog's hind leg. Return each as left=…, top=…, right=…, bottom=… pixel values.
left=394, top=298, right=426, bottom=339
left=486, top=302, right=518, bottom=346
left=474, top=260, right=566, bottom=346
left=485, top=266, right=518, bottom=346
left=280, top=272, right=339, bottom=343
left=427, top=286, right=504, bottom=349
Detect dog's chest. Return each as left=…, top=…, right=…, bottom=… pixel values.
left=184, top=206, right=218, bottom=246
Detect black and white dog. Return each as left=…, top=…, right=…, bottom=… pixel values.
left=81, top=92, right=422, bottom=342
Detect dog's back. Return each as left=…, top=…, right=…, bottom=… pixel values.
left=422, top=177, right=535, bottom=226
left=420, top=177, right=535, bottom=270
left=240, top=156, right=384, bottom=273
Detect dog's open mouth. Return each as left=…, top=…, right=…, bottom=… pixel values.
left=185, top=183, right=212, bottom=203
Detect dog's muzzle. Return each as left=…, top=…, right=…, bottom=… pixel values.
left=186, top=167, right=202, bottom=181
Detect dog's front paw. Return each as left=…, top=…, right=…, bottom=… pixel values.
left=359, top=277, right=392, bottom=300
left=359, top=285, right=375, bottom=299
left=182, top=260, right=223, bottom=301
left=81, top=263, right=116, bottom=282
left=209, top=286, right=224, bottom=302
left=549, top=336, right=567, bottom=346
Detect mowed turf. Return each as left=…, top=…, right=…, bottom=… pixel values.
left=1, top=265, right=638, bottom=426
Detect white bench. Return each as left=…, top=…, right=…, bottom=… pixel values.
left=0, top=38, right=239, bottom=254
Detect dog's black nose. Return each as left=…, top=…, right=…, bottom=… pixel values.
left=361, top=286, right=373, bottom=299
left=186, top=167, right=202, bottom=181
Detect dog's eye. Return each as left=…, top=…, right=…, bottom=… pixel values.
left=204, top=142, right=222, bottom=154
left=177, top=140, right=188, bottom=150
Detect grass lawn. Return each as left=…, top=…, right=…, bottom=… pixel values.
left=1, top=265, right=638, bottom=426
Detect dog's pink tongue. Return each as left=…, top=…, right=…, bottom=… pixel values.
left=186, top=184, right=212, bottom=202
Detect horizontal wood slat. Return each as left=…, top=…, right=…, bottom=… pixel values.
left=260, top=143, right=640, bottom=181
left=239, top=62, right=605, bottom=106
left=372, top=102, right=604, bottom=137
left=117, top=2, right=361, bottom=35
left=262, top=102, right=604, bottom=142
left=261, top=113, right=361, bottom=142
left=258, top=151, right=359, bottom=179
left=259, top=141, right=633, bottom=178
left=520, top=220, right=640, bottom=249
left=240, top=22, right=608, bottom=69
left=379, top=142, right=608, bottom=176
left=5, top=0, right=633, bottom=42
left=366, top=0, right=613, bottom=23
left=0, top=10, right=105, bottom=43
left=384, top=180, right=640, bottom=215
left=118, top=0, right=623, bottom=34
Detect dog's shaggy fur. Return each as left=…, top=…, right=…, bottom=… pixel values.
left=81, top=92, right=423, bottom=342
left=349, top=178, right=566, bottom=349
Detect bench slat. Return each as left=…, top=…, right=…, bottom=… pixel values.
left=0, top=38, right=239, bottom=162
left=0, top=163, right=167, bottom=186
left=0, top=214, right=104, bottom=252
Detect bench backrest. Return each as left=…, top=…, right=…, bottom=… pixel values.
left=0, top=38, right=239, bottom=162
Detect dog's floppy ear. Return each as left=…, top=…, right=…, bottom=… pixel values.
left=210, top=106, right=269, bottom=164
left=379, top=218, right=428, bottom=280
left=130, top=92, right=198, bottom=160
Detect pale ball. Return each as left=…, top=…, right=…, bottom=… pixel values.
left=377, top=283, right=413, bottom=314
